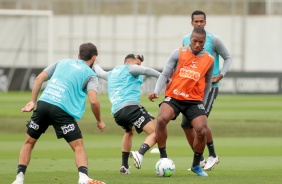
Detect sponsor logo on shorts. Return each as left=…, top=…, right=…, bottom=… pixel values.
left=29, top=120, right=39, bottom=130
left=197, top=104, right=205, bottom=110
left=164, top=97, right=171, bottom=102
left=134, top=116, right=145, bottom=128
left=61, top=124, right=75, bottom=134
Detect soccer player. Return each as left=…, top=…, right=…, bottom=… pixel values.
left=93, top=54, right=160, bottom=174
left=12, top=43, right=106, bottom=184
left=148, top=27, right=214, bottom=176
left=182, top=10, right=232, bottom=170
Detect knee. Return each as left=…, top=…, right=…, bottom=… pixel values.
left=127, top=131, right=134, bottom=137
left=156, top=116, right=168, bottom=128
left=24, top=136, right=37, bottom=149
left=195, top=126, right=207, bottom=138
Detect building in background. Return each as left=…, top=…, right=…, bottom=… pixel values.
left=0, top=0, right=281, bottom=93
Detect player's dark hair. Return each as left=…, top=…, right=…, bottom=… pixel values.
left=192, top=27, right=206, bottom=37
left=191, top=10, right=206, bottom=21
left=124, top=54, right=144, bottom=63
left=79, top=42, right=98, bottom=61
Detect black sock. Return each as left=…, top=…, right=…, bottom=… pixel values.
left=159, top=147, right=167, bottom=158
left=122, top=152, right=130, bottom=169
left=78, top=166, right=88, bottom=176
left=207, top=141, right=216, bottom=157
left=200, top=156, right=205, bottom=161
left=17, top=164, right=27, bottom=174
left=192, top=152, right=203, bottom=167
left=192, top=148, right=205, bottom=161
left=138, top=143, right=150, bottom=156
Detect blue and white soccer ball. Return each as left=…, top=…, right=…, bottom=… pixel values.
left=155, top=158, right=175, bottom=177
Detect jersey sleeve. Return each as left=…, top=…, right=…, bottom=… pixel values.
left=154, top=48, right=179, bottom=94
left=43, top=61, right=58, bottom=78
left=213, top=35, right=232, bottom=76
left=128, top=65, right=160, bottom=78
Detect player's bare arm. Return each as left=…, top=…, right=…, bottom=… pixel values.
left=21, top=71, right=49, bottom=112
left=88, top=90, right=105, bottom=132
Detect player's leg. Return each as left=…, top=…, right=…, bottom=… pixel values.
left=190, top=115, right=208, bottom=176
left=68, top=138, right=88, bottom=170
left=113, top=106, right=137, bottom=173
left=182, top=127, right=195, bottom=149
left=130, top=118, right=157, bottom=169
left=181, top=116, right=206, bottom=168
left=51, top=104, right=105, bottom=184
left=68, top=138, right=93, bottom=183
left=120, top=130, right=133, bottom=174
left=67, top=136, right=104, bottom=184
left=141, top=118, right=157, bottom=148
left=204, top=87, right=220, bottom=170
left=192, top=115, right=207, bottom=157
left=12, top=134, right=38, bottom=184
left=130, top=105, right=157, bottom=169
left=13, top=101, right=49, bottom=184
left=183, top=102, right=208, bottom=176
left=156, top=100, right=176, bottom=158
left=18, top=134, right=37, bottom=165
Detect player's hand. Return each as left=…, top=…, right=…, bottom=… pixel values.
left=97, top=121, right=105, bottom=132
left=21, top=101, right=36, bottom=112
left=212, top=74, right=223, bottom=84
left=148, top=93, right=159, bottom=102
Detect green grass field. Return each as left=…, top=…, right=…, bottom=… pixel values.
left=1, top=92, right=282, bottom=183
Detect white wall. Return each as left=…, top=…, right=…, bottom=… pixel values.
left=1, top=15, right=282, bottom=72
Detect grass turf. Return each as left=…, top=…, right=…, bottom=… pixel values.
left=1, top=92, right=282, bottom=183
left=1, top=134, right=282, bottom=184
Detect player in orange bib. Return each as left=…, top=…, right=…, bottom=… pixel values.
left=148, top=27, right=214, bottom=177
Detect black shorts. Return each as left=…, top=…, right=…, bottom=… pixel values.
left=26, top=101, right=82, bottom=142
left=160, top=97, right=206, bottom=128
left=205, top=86, right=219, bottom=117
left=113, top=105, right=155, bottom=134
left=181, top=87, right=219, bottom=128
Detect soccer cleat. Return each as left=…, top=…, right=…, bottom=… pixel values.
left=200, top=158, right=206, bottom=168
left=204, top=156, right=219, bottom=171
left=12, top=172, right=24, bottom=184
left=191, top=165, right=208, bottom=176
left=130, top=151, right=143, bottom=169
left=119, top=166, right=130, bottom=174
left=78, top=172, right=106, bottom=184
